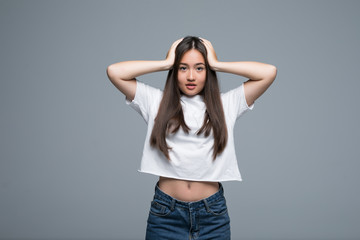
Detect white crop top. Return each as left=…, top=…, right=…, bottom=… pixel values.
left=126, top=81, right=254, bottom=182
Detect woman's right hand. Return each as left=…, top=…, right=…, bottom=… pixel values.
left=165, top=38, right=183, bottom=69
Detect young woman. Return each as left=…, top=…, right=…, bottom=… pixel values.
left=106, top=36, right=277, bottom=239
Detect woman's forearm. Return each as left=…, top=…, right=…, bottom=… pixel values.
left=106, top=39, right=183, bottom=101
left=212, top=61, right=277, bottom=81
left=107, top=60, right=172, bottom=80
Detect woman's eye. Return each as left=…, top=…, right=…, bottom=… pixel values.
left=179, top=66, right=187, bottom=71
left=197, top=67, right=204, bottom=71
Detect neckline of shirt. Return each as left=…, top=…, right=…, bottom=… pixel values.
left=180, top=94, right=205, bottom=111
left=180, top=94, right=203, bottom=102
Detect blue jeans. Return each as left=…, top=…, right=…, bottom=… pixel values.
left=146, top=182, right=231, bottom=240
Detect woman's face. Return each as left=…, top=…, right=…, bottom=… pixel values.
left=177, top=49, right=206, bottom=96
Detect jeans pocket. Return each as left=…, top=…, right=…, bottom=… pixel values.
left=149, top=199, right=172, bottom=217
left=207, top=198, right=228, bottom=216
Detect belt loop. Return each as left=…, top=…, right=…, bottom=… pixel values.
left=203, top=198, right=211, bottom=213
left=170, top=198, right=176, bottom=211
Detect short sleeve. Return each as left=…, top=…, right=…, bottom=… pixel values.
left=125, top=81, right=163, bottom=123
left=221, top=83, right=254, bottom=119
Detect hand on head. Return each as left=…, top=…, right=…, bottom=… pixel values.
left=165, top=37, right=219, bottom=71
left=199, top=37, right=218, bottom=70
left=165, top=38, right=183, bottom=68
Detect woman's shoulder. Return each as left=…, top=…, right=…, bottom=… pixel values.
left=135, top=81, right=163, bottom=101
left=220, top=83, right=254, bottom=118
left=220, top=83, right=244, bottom=100
left=136, top=81, right=163, bottom=94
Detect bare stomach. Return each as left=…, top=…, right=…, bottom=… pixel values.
left=158, top=176, right=220, bottom=202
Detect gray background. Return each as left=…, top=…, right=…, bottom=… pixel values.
left=1, top=0, right=359, bottom=239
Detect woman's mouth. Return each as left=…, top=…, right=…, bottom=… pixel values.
left=186, top=84, right=196, bottom=90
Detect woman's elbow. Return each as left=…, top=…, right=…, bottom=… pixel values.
left=267, top=65, right=277, bottom=82
left=106, top=64, right=119, bottom=82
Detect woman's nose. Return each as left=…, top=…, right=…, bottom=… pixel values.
left=187, top=70, right=195, bottom=81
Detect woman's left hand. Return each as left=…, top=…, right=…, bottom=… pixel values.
left=200, top=37, right=219, bottom=70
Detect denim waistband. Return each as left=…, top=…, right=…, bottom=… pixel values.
left=153, top=181, right=225, bottom=210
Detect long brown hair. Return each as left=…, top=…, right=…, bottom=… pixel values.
left=150, top=36, right=227, bottom=160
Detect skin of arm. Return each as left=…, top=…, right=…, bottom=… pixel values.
left=200, top=38, right=277, bottom=106
left=106, top=38, right=183, bottom=101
